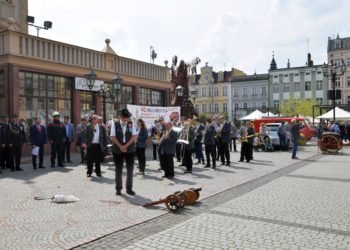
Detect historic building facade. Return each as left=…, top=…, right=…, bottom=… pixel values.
left=268, top=54, right=328, bottom=111
left=327, top=35, right=350, bottom=105
left=189, top=64, right=245, bottom=121
left=231, top=74, right=269, bottom=119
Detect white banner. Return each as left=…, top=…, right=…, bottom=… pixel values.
left=75, top=77, right=104, bottom=92
left=127, top=104, right=181, bottom=129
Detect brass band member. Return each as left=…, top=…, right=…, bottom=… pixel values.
left=204, top=118, right=216, bottom=169
left=8, top=114, right=26, bottom=171
left=239, top=120, right=255, bottom=163
left=194, top=119, right=205, bottom=164
left=136, top=119, right=148, bottom=175
left=218, top=116, right=231, bottom=166
left=184, top=120, right=195, bottom=174
left=159, top=121, right=178, bottom=179
left=111, top=109, right=137, bottom=196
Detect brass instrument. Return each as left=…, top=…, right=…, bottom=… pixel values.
left=177, top=123, right=190, bottom=145
left=239, top=133, right=260, bottom=142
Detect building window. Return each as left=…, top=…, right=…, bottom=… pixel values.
left=213, top=86, right=218, bottom=97
left=80, top=91, right=93, bottom=117
left=261, top=87, right=267, bottom=96
left=273, top=100, right=279, bottom=109
left=202, top=104, right=206, bottom=113
left=139, top=88, right=164, bottom=106
left=334, top=58, right=341, bottom=67
left=335, top=77, right=341, bottom=87
left=209, top=103, right=213, bottom=113
left=195, top=104, right=199, bottom=112
left=234, top=88, right=239, bottom=97
left=305, top=81, right=311, bottom=91
left=294, top=82, right=300, bottom=92
left=316, top=80, right=323, bottom=90
left=252, top=102, right=256, bottom=108
left=243, top=88, right=248, bottom=97
left=105, top=85, right=134, bottom=116
left=222, top=86, right=228, bottom=96
left=243, top=103, right=248, bottom=109
left=284, top=82, right=290, bottom=92
left=19, top=71, right=72, bottom=128
left=273, top=84, right=279, bottom=93
left=223, top=103, right=228, bottom=113
left=208, top=87, right=212, bottom=97
left=201, top=87, right=206, bottom=97
left=252, top=87, right=257, bottom=96
left=214, top=103, right=219, bottom=112
left=234, top=103, right=239, bottom=110
left=262, top=102, right=266, bottom=109
left=347, top=58, right=350, bottom=67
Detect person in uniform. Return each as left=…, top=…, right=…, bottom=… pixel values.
left=204, top=118, right=216, bottom=169
left=136, top=119, right=148, bottom=175
left=63, top=116, right=74, bottom=163
left=219, top=116, right=231, bottom=166
left=82, top=115, right=107, bottom=177
left=0, top=115, right=10, bottom=170
left=47, top=111, right=66, bottom=168
left=183, top=120, right=195, bottom=174
left=159, top=121, right=178, bottom=179
left=111, top=109, right=138, bottom=196
left=8, top=114, right=26, bottom=171
left=76, top=117, right=88, bottom=163
left=194, top=120, right=205, bottom=164
left=30, top=117, right=46, bottom=169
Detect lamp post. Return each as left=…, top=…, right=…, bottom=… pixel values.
left=175, top=85, right=197, bottom=119
left=84, top=67, right=97, bottom=112
left=99, top=73, right=123, bottom=122
left=322, top=61, right=346, bottom=122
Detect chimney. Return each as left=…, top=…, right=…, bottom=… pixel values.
left=287, top=59, right=290, bottom=68
left=307, top=53, right=313, bottom=67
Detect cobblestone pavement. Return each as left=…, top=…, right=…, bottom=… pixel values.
left=0, top=145, right=320, bottom=249
left=75, top=147, right=350, bottom=250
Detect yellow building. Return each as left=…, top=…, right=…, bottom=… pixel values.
left=189, top=64, right=246, bottom=121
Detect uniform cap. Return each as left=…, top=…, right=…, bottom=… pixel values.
left=52, top=111, right=60, bottom=117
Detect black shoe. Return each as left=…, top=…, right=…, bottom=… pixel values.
left=87, top=173, right=92, bottom=177
left=116, top=190, right=121, bottom=195
left=238, top=160, right=243, bottom=162
left=51, top=164, right=55, bottom=168
left=126, top=190, right=136, bottom=195
left=11, top=168, right=15, bottom=172
left=39, top=166, right=45, bottom=169
left=137, top=172, right=145, bottom=175
left=80, top=161, right=84, bottom=164
left=212, top=166, right=216, bottom=169
left=204, top=165, right=210, bottom=168
left=161, top=175, right=168, bottom=178
left=234, top=150, right=238, bottom=152
left=225, top=162, right=230, bottom=166
left=166, top=176, right=174, bottom=179
left=16, top=168, right=23, bottom=171
left=184, top=170, right=192, bottom=174
left=96, top=173, right=102, bottom=177
left=67, top=160, right=73, bottom=163
left=58, top=164, right=65, bottom=167
left=246, top=160, right=250, bottom=163
left=33, top=166, right=37, bottom=169
left=179, top=164, right=185, bottom=167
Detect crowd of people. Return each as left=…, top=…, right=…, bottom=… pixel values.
left=0, top=108, right=306, bottom=196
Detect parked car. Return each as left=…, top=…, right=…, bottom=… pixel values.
left=265, top=123, right=292, bottom=149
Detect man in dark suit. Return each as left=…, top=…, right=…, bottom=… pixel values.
left=219, top=116, right=231, bottom=166
left=184, top=120, right=195, bottom=174
left=204, top=118, right=216, bottom=169
left=30, top=117, right=46, bottom=169
left=47, top=111, right=66, bottom=168
left=82, top=115, right=107, bottom=177
left=0, top=114, right=10, bottom=170
left=63, top=116, right=74, bottom=163
left=159, top=121, right=178, bottom=179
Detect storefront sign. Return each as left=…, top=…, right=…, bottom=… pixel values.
left=75, top=77, right=104, bottom=92
left=127, top=104, right=181, bottom=129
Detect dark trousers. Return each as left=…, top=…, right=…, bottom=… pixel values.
left=0, top=146, right=10, bottom=168
left=194, top=141, right=204, bottom=162
left=64, top=140, right=71, bottom=161
left=240, top=142, right=252, bottom=162
left=9, top=145, right=22, bottom=169
left=51, top=141, right=64, bottom=166
left=80, top=146, right=86, bottom=163
left=86, top=144, right=102, bottom=175
left=32, top=144, right=44, bottom=167
left=205, top=144, right=216, bottom=167
left=137, top=147, right=146, bottom=172
left=216, top=140, right=221, bottom=160
left=184, top=149, right=193, bottom=171
left=278, top=134, right=286, bottom=150
left=152, top=144, right=157, bottom=160
left=220, top=142, right=230, bottom=164
left=176, top=144, right=182, bottom=162
left=115, top=152, right=134, bottom=191
left=160, top=154, right=174, bottom=177
left=230, top=137, right=237, bottom=151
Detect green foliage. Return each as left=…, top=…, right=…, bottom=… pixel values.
left=220, top=112, right=229, bottom=120
left=198, top=113, right=207, bottom=124
left=280, top=97, right=319, bottom=117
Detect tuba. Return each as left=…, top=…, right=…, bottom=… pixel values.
left=177, top=124, right=190, bottom=145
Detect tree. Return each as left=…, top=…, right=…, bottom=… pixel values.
left=170, top=56, right=200, bottom=119
left=280, top=97, right=318, bottom=117
left=198, top=113, right=207, bottom=124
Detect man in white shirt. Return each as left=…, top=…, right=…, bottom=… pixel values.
left=111, top=109, right=137, bottom=196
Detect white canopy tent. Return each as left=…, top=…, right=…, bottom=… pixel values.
left=263, top=111, right=278, bottom=117
left=240, top=110, right=265, bottom=120
left=316, top=107, right=350, bottom=121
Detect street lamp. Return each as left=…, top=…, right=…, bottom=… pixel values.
left=322, top=61, right=346, bottom=122
left=85, top=67, right=97, bottom=91
left=99, top=73, right=123, bottom=122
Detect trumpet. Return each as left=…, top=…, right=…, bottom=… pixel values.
left=239, top=133, right=260, bottom=142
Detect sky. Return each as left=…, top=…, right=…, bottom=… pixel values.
left=28, top=0, right=350, bottom=75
